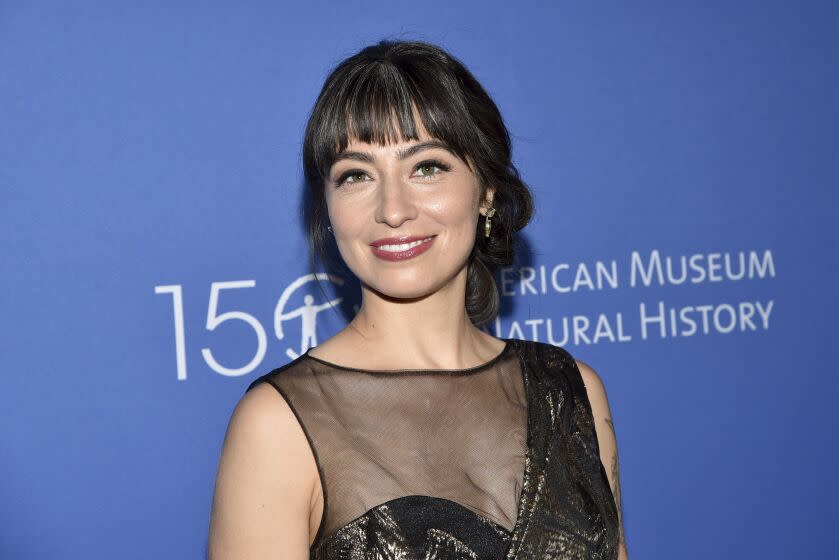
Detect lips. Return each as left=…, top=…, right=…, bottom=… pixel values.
left=370, top=235, right=436, bottom=262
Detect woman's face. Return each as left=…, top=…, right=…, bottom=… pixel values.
left=325, top=124, right=493, bottom=300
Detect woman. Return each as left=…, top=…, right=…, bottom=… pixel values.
left=208, top=39, right=628, bottom=560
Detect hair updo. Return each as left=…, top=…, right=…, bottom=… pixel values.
left=302, top=38, right=533, bottom=327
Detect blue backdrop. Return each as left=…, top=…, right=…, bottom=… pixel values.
left=2, top=1, right=837, bottom=558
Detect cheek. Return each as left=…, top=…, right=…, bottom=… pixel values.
left=428, top=191, right=479, bottom=232
left=325, top=197, right=361, bottom=235
left=422, top=200, right=478, bottom=261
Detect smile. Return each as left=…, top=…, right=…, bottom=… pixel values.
left=371, top=236, right=435, bottom=261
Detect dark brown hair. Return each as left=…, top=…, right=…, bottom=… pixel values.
left=302, top=38, right=533, bottom=327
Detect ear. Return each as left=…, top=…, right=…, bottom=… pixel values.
left=479, top=187, right=496, bottom=216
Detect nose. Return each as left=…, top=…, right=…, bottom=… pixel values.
left=374, top=174, right=418, bottom=228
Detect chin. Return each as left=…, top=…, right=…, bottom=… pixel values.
left=366, top=277, right=433, bottom=300
left=377, top=286, right=432, bottom=301
left=363, top=264, right=466, bottom=301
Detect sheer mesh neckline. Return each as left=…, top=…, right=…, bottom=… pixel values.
left=303, top=337, right=513, bottom=375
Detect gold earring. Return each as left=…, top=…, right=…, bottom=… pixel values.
left=484, top=207, right=496, bottom=237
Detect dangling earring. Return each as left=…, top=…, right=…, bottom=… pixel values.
left=327, top=224, right=333, bottom=235
left=484, top=207, right=497, bottom=237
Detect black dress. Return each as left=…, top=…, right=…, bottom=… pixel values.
left=245, top=337, right=620, bottom=559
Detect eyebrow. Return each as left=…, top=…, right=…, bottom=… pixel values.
left=331, top=140, right=455, bottom=167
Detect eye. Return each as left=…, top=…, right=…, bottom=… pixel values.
left=333, top=159, right=451, bottom=188
left=413, top=159, right=451, bottom=179
left=334, top=170, right=369, bottom=187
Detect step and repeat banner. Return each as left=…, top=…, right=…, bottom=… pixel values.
left=2, top=1, right=836, bottom=559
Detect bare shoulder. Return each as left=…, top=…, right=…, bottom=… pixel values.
left=574, top=359, right=629, bottom=559
left=573, top=358, right=615, bottom=458
left=575, top=359, right=611, bottom=410
left=208, top=382, right=318, bottom=559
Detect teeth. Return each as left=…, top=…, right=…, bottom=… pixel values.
left=377, top=237, right=432, bottom=252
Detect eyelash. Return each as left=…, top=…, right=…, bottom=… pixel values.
left=334, top=159, right=451, bottom=188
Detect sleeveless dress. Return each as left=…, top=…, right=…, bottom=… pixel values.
left=245, top=337, right=620, bottom=559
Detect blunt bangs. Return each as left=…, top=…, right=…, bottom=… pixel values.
left=308, top=58, right=485, bottom=187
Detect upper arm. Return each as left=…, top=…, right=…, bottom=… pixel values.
left=208, top=382, right=317, bottom=560
left=575, top=359, right=629, bottom=559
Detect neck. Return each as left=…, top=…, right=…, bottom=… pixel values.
left=346, top=267, right=495, bottom=369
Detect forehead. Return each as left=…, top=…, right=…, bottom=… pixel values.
left=341, top=109, right=435, bottom=152
left=334, top=116, right=457, bottom=166
left=329, top=105, right=474, bottom=172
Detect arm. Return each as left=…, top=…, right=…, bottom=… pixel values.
left=575, top=360, right=629, bottom=560
left=208, top=383, right=317, bottom=560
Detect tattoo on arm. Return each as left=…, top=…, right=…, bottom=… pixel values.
left=604, top=417, right=626, bottom=549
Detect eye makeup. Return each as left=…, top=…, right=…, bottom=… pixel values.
left=333, top=158, right=452, bottom=188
